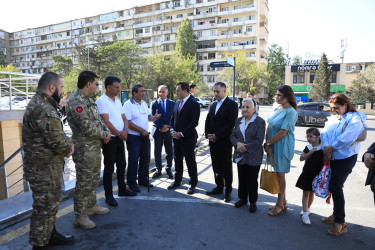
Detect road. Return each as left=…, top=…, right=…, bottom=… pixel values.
left=0, top=106, right=374, bottom=249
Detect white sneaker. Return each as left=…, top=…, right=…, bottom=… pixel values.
left=301, top=214, right=311, bottom=225
left=300, top=208, right=311, bottom=216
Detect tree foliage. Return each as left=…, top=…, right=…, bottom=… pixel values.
left=0, top=64, right=21, bottom=79
left=175, top=18, right=197, bottom=59
left=292, top=55, right=302, bottom=65
left=50, top=55, right=73, bottom=76
left=266, top=43, right=287, bottom=102
left=310, top=53, right=330, bottom=102
left=350, top=64, right=375, bottom=105
left=219, top=50, right=266, bottom=96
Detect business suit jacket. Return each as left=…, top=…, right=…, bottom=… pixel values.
left=152, top=98, right=175, bottom=129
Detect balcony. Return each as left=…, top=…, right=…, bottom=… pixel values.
left=197, top=47, right=217, bottom=52
left=134, top=22, right=154, bottom=29
left=140, top=43, right=153, bottom=48
left=193, top=0, right=219, bottom=8
left=219, top=6, right=256, bottom=17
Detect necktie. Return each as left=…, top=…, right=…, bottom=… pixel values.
left=162, top=100, right=166, bottom=113
left=178, top=100, right=183, bottom=114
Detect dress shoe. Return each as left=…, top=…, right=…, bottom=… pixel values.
left=187, top=185, right=195, bottom=195
left=139, top=183, right=154, bottom=188
left=49, top=227, right=75, bottom=245
left=152, top=171, right=162, bottom=179
left=118, top=188, right=137, bottom=196
left=234, top=199, right=247, bottom=208
left=86, top=204, right=109, bottom=215
left=249, top=203, right=257, bottom=213
left=206, top=187, right=223, bottom=195
left=224, top=193, right=231, bottom=202
left=167, top=182, right=180, bottom=190
left=129, top=185, right=141, bottom=192
left=105, top=196, right=118, bottom=207
left=32, top=246, right=47, bottom=250
left=74, top=215, right=96, bottom=230
left=166, top=171, right=174, bottom=179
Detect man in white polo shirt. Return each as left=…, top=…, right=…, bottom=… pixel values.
left=122, top=84, right=161, bottom=192
left=96, top=76, right=137, bottom=207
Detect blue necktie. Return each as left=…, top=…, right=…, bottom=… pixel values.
left=162, top=100, right=166, bottom=113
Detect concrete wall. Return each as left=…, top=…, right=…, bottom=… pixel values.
left=0, top=110, right=25, bottom=123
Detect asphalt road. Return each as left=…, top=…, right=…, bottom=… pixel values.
left=1, top=106, right=374, bottom=250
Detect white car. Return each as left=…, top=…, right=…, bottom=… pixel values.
left=195, top=97, right=209, bottom=108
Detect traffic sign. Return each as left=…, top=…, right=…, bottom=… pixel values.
left=227, top=57, right=235, bottom=66
left=210, top=61, right=233, bottom=68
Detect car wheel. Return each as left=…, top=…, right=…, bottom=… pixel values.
left=296, top=117, right=303, bottom=126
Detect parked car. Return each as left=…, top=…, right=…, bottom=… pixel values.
left=196, top=97, right=210, bottom=108
left=296, top=102, right=331, bottom=126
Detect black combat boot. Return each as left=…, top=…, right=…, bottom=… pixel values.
left=48, top=226, right=75, bottom=245
left=32, top=246, right=47, bottom=250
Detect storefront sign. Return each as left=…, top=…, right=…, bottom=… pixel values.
left=291, top=85, right=345, bottom=93
left=291, top=64, right=340, bottom=72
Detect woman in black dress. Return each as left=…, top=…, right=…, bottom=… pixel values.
left=296, top=128, right=324, bottom=225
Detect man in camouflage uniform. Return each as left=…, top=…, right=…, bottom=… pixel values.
left=23, top=72, right=75, bottom=250
left=66, top=70, right=111, bottom=229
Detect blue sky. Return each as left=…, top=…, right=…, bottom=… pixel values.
left=1, top=0, right=374, bottom=63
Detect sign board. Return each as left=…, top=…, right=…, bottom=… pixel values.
left=291, top=64, right=340, bottom=72
left=98, top=81, right=103, bottom=91
left=227, top=57, right=235, bottom=66
left=210, top=61, right=233, bottom=68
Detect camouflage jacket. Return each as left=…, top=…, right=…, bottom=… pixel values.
left=66, top=89, right=109, bottom=143
left=22, top=90, right=72, bottom=164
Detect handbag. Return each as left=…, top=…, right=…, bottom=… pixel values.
left=342, top=113, right=367, bottom=143
left=312, top=160, right=331, bottom=200
left=260, top=157, right=280, bottom=194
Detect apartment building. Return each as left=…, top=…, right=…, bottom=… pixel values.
left=0, top=30, right=10, bottom=64
left=6, top=0, right=268, bottom=88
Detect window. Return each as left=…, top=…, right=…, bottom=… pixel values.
left=293, top=73, right=305, bottom=83
left=187, top=12, right=194, bottom=16
left=208, top=76, right=215, bottom=82
left=198, top=21, right=205, bottom=25
left=176, top=14, right=183, bottom=18
left=165, top=35, right=170, bottom=41
left=246, top=26, right=253, bottom=32
left=208, top=53, right=215, bottom=59
left=247, top=15, right=255, bottom=20
left=234, top=5, right=242, bottom=10
left=145, top=27, right=150, bottom=33
left=330, top=72, right=337, bottom=83
left=310, top=73, right=315, bottom=83
left=209, top=20, right=215, bottom=24
left=246, top=51, right=255, bottom=57
left=196, top=31, right=202, bottom=37
left=220, top=19, right=229, bottom=24
left=199, top=65, right=204, bottom=72
left=221, top=42, right=229, bottom=47
left=118, top=32, right=123, bottom=37
left=154, top=26, right=161, bottom=31
left=233, top=17, right=241, bottom=22
left=196, top=0, right=203, bottom=3
left=207, top=65, right=214, bottom=71
left=221, top=7, right=229, bottom=11
left=210, top=30, right=216, bottom=36
left=135, top=29, right=143, bottom=34
left=233, top=29, right=242, bottom=34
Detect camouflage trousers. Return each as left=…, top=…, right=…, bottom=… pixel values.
left=24, top=161, right=64, bottom=246
left=73, top=141, right=102, bottom=217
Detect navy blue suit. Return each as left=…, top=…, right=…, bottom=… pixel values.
left=171, top=95, right=200, bottom=186
left=152, top=98, right=175, bottom=173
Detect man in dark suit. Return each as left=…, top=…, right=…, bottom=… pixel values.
left=168, top=82, right=200, bottom=194
left=151, top=85, right=175, bottom=179
left=205, top=82, right=238, bottom=202
left=363, top=142, right=375, bottom=205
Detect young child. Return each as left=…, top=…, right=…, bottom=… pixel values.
left=295, top=127, right=324, bottom=225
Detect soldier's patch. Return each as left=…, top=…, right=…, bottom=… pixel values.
left=50, top=111, right=61, bottom=120
left=75, top=106, right=83, bottom=114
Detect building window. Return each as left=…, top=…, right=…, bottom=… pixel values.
left=176, top=14, right=183, bottom=18
left=310, top=73, right=315, bottom=83
left=136, top=29, right=143, bottom=34
left=220, top=19, right=229, bottom=24
left=234, top=5, right=242, bottom=10
left=246, top=26, right=253, bottom=32
left=208, top=53, right=215, bottom=59
left=210, top=30, right=216, bottom=36
left=154, top=26, right=161, bottom=31
left=196, top=31, right=202, bottom=37
left=198, top=21, right=205, bottom=25
left=208, top=76, right=215, bottom=82
left=246, top=52, right=255, bottom=57
left=247, top=15, right=255, bottom=20
left=209, top=20, right=215, bottom=24
left=199, top=65, right=204, bottom=72
left=145, top=27, right=150, bottom=33
left=221, top=7, right=229, bottom=11
left=233, top=17, right=242, bottom=22
left=233, top=29, right=242, bottom=34
left=165, top=35, right=170, bottom=41
left=221, top=43, right=229, bottom=47
left=293, top=73, right=305, bottom=84
left=187, top=12, right=194, bottom=16
left=330, top=72, right=337, bottom=83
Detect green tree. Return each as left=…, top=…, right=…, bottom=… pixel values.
left=97, top=40, right=146, bottom=90
left=0, top=64, right=21, bottom=79
left=292, top=55, right=302, bottom=65
left=175, top=18, right=197, bottom=59
left=62, top=66, right=81, bottom=93
left=50, top=55, right=73, bottom=76
left=219, top=50, right=266, bottom=96
left=350, top=64, right=375, bottom=106
left=310, top=53, right=330, bottom=102
left=266, top=43, right=287, bottom=102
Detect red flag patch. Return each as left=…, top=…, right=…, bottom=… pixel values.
left=75, top=106, right=83, bottom=113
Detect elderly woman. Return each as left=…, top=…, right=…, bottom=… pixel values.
left=230, top=98, right=265, bottom=213
left=264, top=85, right=298, bottom=216
left=321, top=94, right=367, bottom=236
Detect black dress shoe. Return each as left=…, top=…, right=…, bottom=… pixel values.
left=187, top=185, right=195, bottom=195
left=49, top=227, right=75, bottom=245
left=129, top=185, right=141, bottom=192
left=105, top=196, right=118, bottom=207
left=33, top=246, right=48, bottom=250
left=152, top=171, right=162, bottom=179
left=168, top=182, right=180, bottom=190
left=224, top=193, right=231, bottom=203
left=166, top=171, right=174, bottom=179
left=249, top=203, right=257, bottom=213
left=235, top=199, right=247, bottom=208
left=118, top=188, right=137, bottom=196
left=139, top=183, right=154, bottom=188
left=206, top=187, right=224, bottom=195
